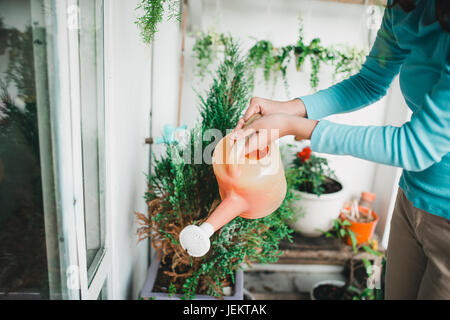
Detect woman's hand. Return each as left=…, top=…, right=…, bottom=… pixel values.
left=231, top=113, right=319, bottom=154
left=233, top=97, right=307, bottom=131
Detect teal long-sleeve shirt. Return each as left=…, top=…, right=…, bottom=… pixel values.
left=300, top=0, right=449, bottom=219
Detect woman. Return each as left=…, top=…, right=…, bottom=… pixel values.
left=232, top=0, right=449, bottom=299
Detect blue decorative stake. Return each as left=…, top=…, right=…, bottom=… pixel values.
left=155, top=124, right=188, bottom=145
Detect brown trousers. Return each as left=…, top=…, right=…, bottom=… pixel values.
left=385, top=188, right=450, bottom=299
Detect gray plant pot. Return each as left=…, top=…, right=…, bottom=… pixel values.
left=140, top=254, right=244, bottom=300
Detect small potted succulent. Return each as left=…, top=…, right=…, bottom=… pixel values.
left=286, top=146, right=345, bottom=237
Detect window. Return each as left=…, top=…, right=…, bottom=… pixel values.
left=70, top=0, right=110, bottom=299
left=0, top=0, right=52, bottom=300
left=0, top=0, right=110, bottom=300
left=78, top=0, right=106, bottom=285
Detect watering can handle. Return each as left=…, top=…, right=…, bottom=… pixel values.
left=242, top=113, right=262, bottom=129
left=229, top=113, right=263, bottom=163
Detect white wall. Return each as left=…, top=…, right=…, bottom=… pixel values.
left=150, top=3, right=182, bottom=160
left=104, top=0, right=152, bottom=299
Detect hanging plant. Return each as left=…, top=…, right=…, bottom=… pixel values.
left=329, top=45, right=366, bottom=83
left=191, top=29, right=233, bottom=79
left=136, top=0, right=181, bottom=43
left=192, top=18, right=366, bottom=94
left=247, top=41, right=294, bottom=97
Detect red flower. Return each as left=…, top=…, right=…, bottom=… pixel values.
left=297, top=147, right=311, bottom=162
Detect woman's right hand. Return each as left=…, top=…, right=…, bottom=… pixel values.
left=233, top=97, right=307, bottom=131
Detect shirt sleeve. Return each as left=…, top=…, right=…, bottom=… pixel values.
left=300, top=5, right=409, bottom=120
left=311, top=63, right=450, bottom=172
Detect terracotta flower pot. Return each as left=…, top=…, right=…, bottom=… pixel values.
left=340, top=206, right=378, bottom=246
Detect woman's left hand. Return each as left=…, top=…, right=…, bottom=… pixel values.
left=230, top=113, right=319, bottom=154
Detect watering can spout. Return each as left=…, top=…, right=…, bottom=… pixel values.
left=180, top=196, right=247, bottom=257
left=179, top=222, right=214, bottom=257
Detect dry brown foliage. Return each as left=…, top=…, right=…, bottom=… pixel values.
left=135, top=192, right=224, bottom=293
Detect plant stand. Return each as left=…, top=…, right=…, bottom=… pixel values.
left=243, top=233, right=384, bottom=299
left=277, top=232, right=382, bottom=265
left=140, top=254, right=244, bottom=300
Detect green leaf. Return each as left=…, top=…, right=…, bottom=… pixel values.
left=360, top=288, right=373, bottom=298
left=333, top=220, right=339, bottom=230
left=362, top=245, right=382, bottom=256
left=348, top=229, right=357, bottom=252
left=348, top=286, right=359, bottom=293
left=362, top=258, right=372, bottom=275
left=342, top=220, right=351, bottom=227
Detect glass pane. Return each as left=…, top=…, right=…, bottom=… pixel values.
left=97, top=279, right=108, bottom=300
left=78, top=0, right=106, bottom=284
left=0, top=0, right=50, bottom=299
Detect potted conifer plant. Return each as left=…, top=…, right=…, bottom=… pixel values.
left=136, top=42, right=294, bottom=300
left=286, top=146, right=345, bottom=237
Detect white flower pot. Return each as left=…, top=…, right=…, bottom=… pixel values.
left=288, top=181, right=345, bottom=237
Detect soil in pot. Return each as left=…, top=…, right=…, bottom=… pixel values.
left=297, top=177, right=342, bottom=195
left=153, top=256, right=233, bottom=295
left=313, top=284, right=357, bottom=300
left=342, top=209, right=376, bottom=223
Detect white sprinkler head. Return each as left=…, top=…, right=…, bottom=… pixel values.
left=179, top=223, right=214, bottom=257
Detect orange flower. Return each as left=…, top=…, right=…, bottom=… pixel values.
left=297, top=147, right=311, bottom=162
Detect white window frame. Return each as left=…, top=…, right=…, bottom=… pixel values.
left=45, top=0, right=112, bottom=300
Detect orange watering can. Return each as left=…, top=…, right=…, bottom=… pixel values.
left=179, top=114, right=287, bottom=257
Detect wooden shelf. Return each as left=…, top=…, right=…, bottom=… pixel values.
left=277, top=233, right=383, bottom=266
